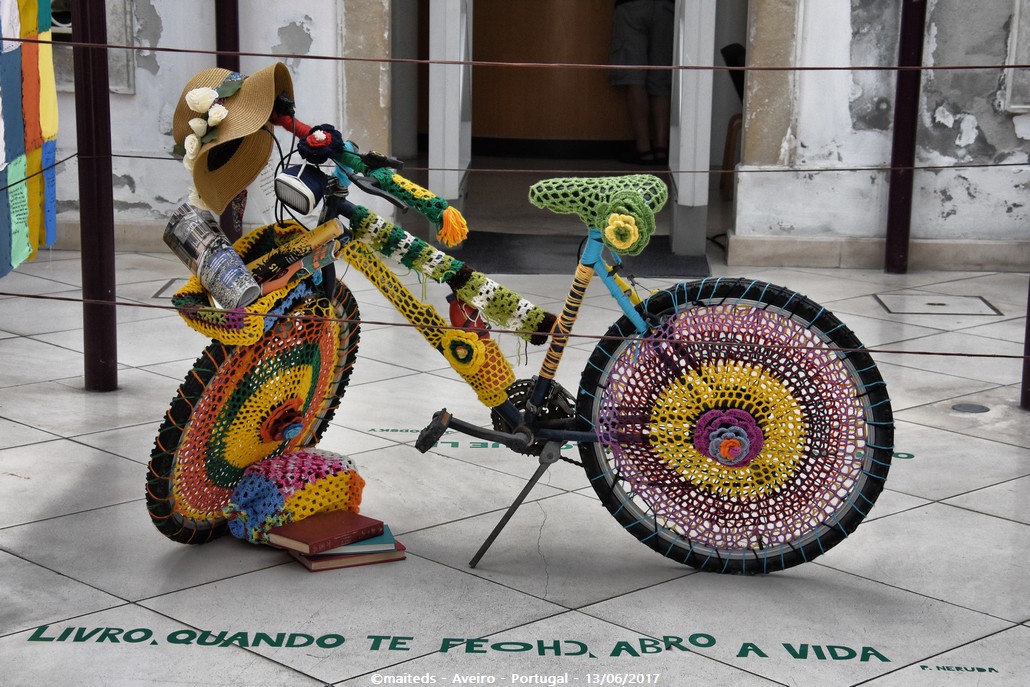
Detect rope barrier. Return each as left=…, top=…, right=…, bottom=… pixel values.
left=1, top=289, right=1025, bottom=363
left=26, top=35, right=1030, bottom=73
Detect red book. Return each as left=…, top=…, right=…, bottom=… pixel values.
left=289, top=542, right=407, bottom=572
left=267, top=510, right=385, bottom=555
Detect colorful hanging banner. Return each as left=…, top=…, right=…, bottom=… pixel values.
left=0, top=0, right=57, bottom=279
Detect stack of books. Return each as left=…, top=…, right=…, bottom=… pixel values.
left=268, top=510, right=405, bottom=572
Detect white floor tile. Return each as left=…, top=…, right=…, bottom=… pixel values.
left=35, top=316, right=212, bottom=368
left=346, top=443, right=566, bottom=537
left=865, top=488, right=932, bottom=521
left=0, top=368, right=180, bottom=436
left=896, top=386, right=1030, bottom=449
left=887, top=421, right=1030, bottom=500
left=914, top=272, right=1029, bottom=310
left=0, top=417, right=58, bottom=449
left=816, top=503, right=1030, bottom=621
left=71, top=422, right=160, bottom=465
left=943, top=476, right=1030, bottom=525
left=2, top=250, right=1028, bottom=685
left=959, top=316, right=1027, bottom=344
left=863, top=624, right=1028, bottom=686
left=0, top=501, right=293, bottom=601
left=582, top=564, right=1010, bottom=686
left=329, top=373, right=487, bottom=434
left=831, top=291, right=1021, bottom=331
left=340, top=610, right=776, bottom=685
left=874, top=331, right=1024, bottom=385
left=0, top=550, right=123, bottom=636
left=399, top=492, right=693, bottom=608
left=0, top=337, right=91, bottom=388
left=1, top=604, right=325, bottom=686
left=874, top=361, right=997, bottom=411
left=0, top=439, right=142, bottom=528
left=139, top=555, right=565, bottom=684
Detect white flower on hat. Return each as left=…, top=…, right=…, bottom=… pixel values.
left=207, top=103, right=228, bottom=127
left=185, top=87, right=218, bottom=114
left=188, top=117, right=208, bottom=138
left=184, top=133, right=202, bottom=160
left=182, top=155, right=195, bottom=172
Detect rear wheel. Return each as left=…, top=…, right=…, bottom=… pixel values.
left=577, top=278, right=893, bottom=574
left=146, top=277, right=360, bottom=544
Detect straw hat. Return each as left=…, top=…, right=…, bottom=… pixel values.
left=172, top=62, right=294, bottom=214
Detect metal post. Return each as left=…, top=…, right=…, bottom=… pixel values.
left=72, top=0, right=118, bottom=391
left=884, top=0, right=928, bottom=274
left=1022, top=276, right=1029, bottom=410
left=215, top=0, right=241, bottom=241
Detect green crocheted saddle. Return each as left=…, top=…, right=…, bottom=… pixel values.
left=528, top=174, right=668, bottom=255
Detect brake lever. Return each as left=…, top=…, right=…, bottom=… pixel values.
left=346, top=171, right=409, bottom=212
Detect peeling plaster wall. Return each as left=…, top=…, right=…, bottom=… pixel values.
left=735, top=0, right=1027, bottom=267
left=53, top=1, right=393, bottom=247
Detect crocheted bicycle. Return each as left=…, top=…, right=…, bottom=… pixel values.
left=147, top=72, right=894, bottom=575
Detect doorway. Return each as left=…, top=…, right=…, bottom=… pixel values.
left=390, top=1, right=749, bottom=244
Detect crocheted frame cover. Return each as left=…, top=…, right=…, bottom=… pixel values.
left=342, top=238, right=515, bottom=407
left=347, top=205, right=556, bottom=346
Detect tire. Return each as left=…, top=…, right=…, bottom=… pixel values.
left=146, top=277, right=360, bottom=544
left=577, top=278, right=893, bottom=574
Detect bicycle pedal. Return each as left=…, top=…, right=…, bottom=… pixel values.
left=415, top=409, right=452, bottom=453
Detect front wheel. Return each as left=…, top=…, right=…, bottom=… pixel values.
left=577, top=278, right=894, bottom=574
left=146, top=277, right=361, bottom=544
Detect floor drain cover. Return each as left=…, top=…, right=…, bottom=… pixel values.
left=952, top=403, right=990, bottom=413
left=875, top=294, right=1001, bottom=316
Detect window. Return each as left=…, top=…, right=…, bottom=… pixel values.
left=1005, top=0, right=1030, bottom=112
left=51, top=0, right=136, bottom=95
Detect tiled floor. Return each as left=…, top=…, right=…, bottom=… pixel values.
left=1, top=236, right=1027, bottom=686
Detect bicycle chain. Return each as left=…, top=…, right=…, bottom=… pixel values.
left=491, top=378, right=583, bottom=466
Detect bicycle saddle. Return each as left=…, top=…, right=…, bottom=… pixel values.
left=528, top=174, right=668, bottom=255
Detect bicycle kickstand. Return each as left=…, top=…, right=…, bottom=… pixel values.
left=468, top=440, right=562, bottom=569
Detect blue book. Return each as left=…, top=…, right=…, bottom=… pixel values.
left=314, top=524, right=397, bottom=556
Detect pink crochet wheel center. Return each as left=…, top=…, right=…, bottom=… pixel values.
left=693, top=408, right=764, bottom=467
left=594, top=303, right=867, bottom=550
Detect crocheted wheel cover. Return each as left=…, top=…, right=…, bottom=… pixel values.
left=594, top=302, right=868, bottom=551
left=168, top=293, right=347, bottom=523
left=225, top=448, right=365, bottom=544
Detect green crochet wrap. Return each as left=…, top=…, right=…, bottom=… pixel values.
left=528, top=174, right=668, bottom=255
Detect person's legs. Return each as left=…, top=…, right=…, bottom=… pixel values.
left=650, top=93, right=670, bottom=161
left=627, top=84, right=654, bottom=158
left=611, top=0, right=655, bottom=161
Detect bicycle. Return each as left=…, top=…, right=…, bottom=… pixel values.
left=146, top=109, right=894, bottom=576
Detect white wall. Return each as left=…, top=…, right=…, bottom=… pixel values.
left=54, top=1, right=394, bottom=247
left=732, top=0, right=1028, bottom=269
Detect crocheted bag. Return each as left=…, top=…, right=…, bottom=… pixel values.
left=223, top=448, right=365, bottom=544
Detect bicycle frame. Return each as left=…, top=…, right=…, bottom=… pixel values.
left=151, top=89, right=894, bottom=574
left=331, top=193, right=656, bottom=456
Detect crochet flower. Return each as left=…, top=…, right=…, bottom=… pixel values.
left=298, top=124, right=344, bottom=164
left=603, top=213, right=639, bottom=252
left=185, top=87, right=219, bottom=113
left=441, top=330, right=486, bottom=376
